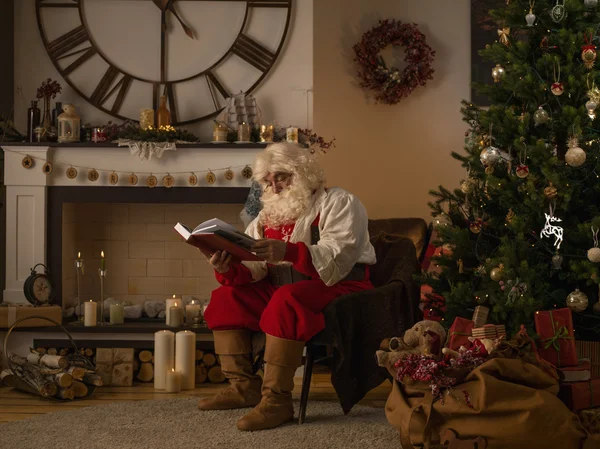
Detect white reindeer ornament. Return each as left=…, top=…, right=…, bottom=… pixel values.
left=540, top=209, right=564, bottom=249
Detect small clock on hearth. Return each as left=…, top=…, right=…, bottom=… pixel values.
left=23, top=264, right=55, bottom=306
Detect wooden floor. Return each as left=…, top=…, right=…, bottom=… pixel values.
left=0, top=372, right=392, bottom=423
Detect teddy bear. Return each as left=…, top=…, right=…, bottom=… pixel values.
left=377, top=320, right=447, bottom=368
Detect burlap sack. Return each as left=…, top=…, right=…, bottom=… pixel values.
left=385, top=358, right=600, bottom=449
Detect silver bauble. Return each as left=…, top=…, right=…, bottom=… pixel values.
left=526, top=11, right=536, bottom=27
left=492, top=64, right=505, bottom=83
left=533, top=107, right=550, bottom=125
left=586, top=100, right=598, bottom=117
left=460, top=179, right=475, bottom=194
left=552, top=253, right=563, bottom=269
left=566, top=289, right=589, bottom=313
left=588, top=247, right=600, bottom=262
left=565, top=146, right=586, bottom=167
left=480, top=146, right=501, bottom=166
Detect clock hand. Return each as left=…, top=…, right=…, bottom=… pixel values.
left=168, top=1, right=195, bottom=39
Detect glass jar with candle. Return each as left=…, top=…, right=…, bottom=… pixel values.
left=260, top=124, right=274, bottom=143
left=110, top=299, right=125, bottom=325
left=57, top=104, right=81, bottom=143
left=140, top=108, right=155, bottom=130
left=212, top=121, right=228, bottom=143
left=237, top=122, right=250, bottom=142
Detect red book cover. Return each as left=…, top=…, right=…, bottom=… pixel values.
left=447, top=317, right=474, bottom=351
left=558, top=378, right=600, bottom=412
left=534, top=307, right=578, bottom=367
left=559, top=359, right=592, bottom=383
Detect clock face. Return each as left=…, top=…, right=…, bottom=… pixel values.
left=35, top=0, right=292, bottom=125
left=33, top=276, right=52, bottom=303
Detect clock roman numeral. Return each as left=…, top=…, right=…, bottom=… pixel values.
left=165, top=84, right=178, bottom=124
left=248, top=0, right=291, bottom=7
left=62, top=47, right=97, bottom=76
left=90, top=66, right=132, bottom=114
left=47, top=25, right=90, bottom=60
left=206, top=71, right=229, bottom=110
left=231, top=34, right=275, bottom=72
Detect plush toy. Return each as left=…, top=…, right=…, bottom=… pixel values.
left=377, top=320, right=447, bottom=368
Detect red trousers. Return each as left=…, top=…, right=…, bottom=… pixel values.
left=204, top=277, right=373, bottom=342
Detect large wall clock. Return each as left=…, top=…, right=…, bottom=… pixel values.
left=35, top=0, right=292, bottom=125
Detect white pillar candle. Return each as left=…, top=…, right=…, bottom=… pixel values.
left=109, top=303, right=124, bottom=325
left=154, top=330, right=175, bottom=390
left=175, top=330, right=196, bottom=390
left=185, top=301, right=201, bottom=326
left=165, top=295, right=180, bottom=324
left=165, top=368, right=182, bottom=393
left=168, top=305, right=184, bottom=327
left=84, top=300, right=97, bottom=326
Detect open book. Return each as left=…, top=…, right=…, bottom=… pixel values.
left=174, top=218, right=261, bottom=261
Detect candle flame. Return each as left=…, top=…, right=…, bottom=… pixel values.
left=174, top=303, right=178, bottom=307
left=89, top=299, right=93, bottom=302
left=172, top=294, right=176, bottom=298
left=78, top=252, right=81, bottom=258
left=101, top=251, right=104, bottom=258
left=171, top=368, right=175, bottom=372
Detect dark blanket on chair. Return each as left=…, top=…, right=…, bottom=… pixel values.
left=322, top=237, right=422, bottom=414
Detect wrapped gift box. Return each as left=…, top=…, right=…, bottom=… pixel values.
left=447, top=317, right=474, bottom=350
left=577, top=341, right=600, bottom=377
left=558, top=378, right=600, bottom=412
left=472, top=306, right=489, bottom=328
left=472, top=324, right=498, bottom=339
left=534, top=307, right=578, bottom=367
left=95, top=348, right=134, bottom=387
left=579, top=408, right=600, bottom=435
left=0, top=304, right=62, bottom=329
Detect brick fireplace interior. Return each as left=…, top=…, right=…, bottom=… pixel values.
left=49, top=186, right=249, bottom=311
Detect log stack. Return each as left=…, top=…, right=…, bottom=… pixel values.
left=2, top=349, right=101, bottom=400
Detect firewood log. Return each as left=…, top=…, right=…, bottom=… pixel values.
left=202, top=353, right=217, bottom=367
left=71, top=381, right=88, bottom=398
left=56, top=388, right=75, bottom=400
left=47, top=348, right=58, bottom=356
left=53, top=372, right=73, bottom=388
left=1, top=369, right=15, bottom=386
left=13, top=364, right=58, bottom=397
left=67, top=366, right=85, bottom=381
left=58, top=348, right=68, bottom=357
left=35, top=347, right=46, bottom=355
left=207, top=365, right=226, bottom=383
left=138, top=350, right=153, bottom=363
left=195, top=364, right=208, bottom=384
left=83, top=373, right=103, bottom=386
left=195, top=350, right=205, bottom=361
left=84, top=348, right=94, bottom=357
left=136, top=362, right=154, bottom=382
left=26, top=353, right=68, bottom=369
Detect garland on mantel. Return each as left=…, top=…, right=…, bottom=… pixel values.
left=10, top=148, right=254, bottom=188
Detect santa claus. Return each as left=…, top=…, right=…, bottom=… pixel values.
left=199, top=142, right=376, bottom=431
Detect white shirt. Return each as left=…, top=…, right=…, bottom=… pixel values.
left=242, top=187, right=377, bottom=286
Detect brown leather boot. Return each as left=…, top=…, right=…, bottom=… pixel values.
left=236, top=334, right=304, bottom=431
left=198, top=330, right=262, bottom=410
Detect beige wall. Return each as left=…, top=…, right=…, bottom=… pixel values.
left=314, top=0, right=470, bottom=220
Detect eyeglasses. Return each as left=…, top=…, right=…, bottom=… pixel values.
left=263, top=172, right=292, bottom=186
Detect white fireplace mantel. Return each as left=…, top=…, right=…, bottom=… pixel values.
left=1, top=143, right=264, bottom=304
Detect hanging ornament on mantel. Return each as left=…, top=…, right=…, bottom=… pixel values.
left=551, top=61, right=564, bottom=96
left=566, top=288, right=588, bottom=312
left=109, top=171, right=118, bottom=185
left=224, top=168, right=235, bottom=181
left=21, top=156, right=33, bottom=169
left=588, top=226, right=600, bottom=262
left=163, top=174, right=175, bottom=188
left=188, top=173, right=198, bottom=186
left=42, top=161, right=53, bottom=175
left=147, top=174, right=158, bottom=188
left=128, top=173, right=138, bottom=186
left=88, top=169, right=99, bottom=182
left=565, top=136, right=586, bottom=167
left=582, top=33, right=596, bottom=69
left=66, top=166, right=77, bottom=179
left=551, top=0, right=567, bottom=22
left=241, top=165, right=253, bottom=180
left=206, top=171, right=216, bottom=185
left=526, top=0, right=536, bottom=26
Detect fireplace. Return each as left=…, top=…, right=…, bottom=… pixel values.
left=2, top=144, right=263, bottom=307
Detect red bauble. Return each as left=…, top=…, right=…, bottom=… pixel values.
left=516, top=164, right=529, bottom=178
left=551, top=82, right=564, bottom=96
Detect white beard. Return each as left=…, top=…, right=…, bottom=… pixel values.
left=260, top=183, right=313, bottom=228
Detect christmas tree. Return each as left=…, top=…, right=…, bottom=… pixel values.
left=426, top=0, right=600, bottom=341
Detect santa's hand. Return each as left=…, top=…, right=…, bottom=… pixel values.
left=251, top=239, right=287, bottom=263
left=206, top=250, right=232, bottom=273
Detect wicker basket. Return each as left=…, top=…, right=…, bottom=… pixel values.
left=2, top=315, right=97, bottom=400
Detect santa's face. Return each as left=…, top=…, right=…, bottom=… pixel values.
left=260, top=172, right=312, bottom=228
left=263, top=172, right=292, bottom=194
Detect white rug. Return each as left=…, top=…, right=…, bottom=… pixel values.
left=0, top=398, right=400, bottom=449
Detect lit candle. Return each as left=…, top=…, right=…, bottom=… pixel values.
left=165, top=368, right=182, bottom=393
left=100, top=251, right=105, bottom=270
left=165, top=294, right=180, bottom=324
left=238, top=121, right=250, bottom=142
left=175, top=330, right=196, bottom=390
left=185, top=300, right=201, bottom=326
left=168, top=303, right=184, bottom=327
left=154, top=330, right=175, bottom=390
left=84, top=300, right=97, bottom=327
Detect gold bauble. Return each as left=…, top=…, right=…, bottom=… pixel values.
left=490, top=265, right=504, bottom=282
left=544, top=182, right=558, bottom=198
left=566, top=289, right=589, bottom=313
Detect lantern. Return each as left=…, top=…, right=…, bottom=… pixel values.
left=57, top=104, right=81, bottom=143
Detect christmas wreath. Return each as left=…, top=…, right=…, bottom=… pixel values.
left=353, top=19, right=435, bottom=104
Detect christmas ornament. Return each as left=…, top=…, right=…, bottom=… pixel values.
left=188, top=173, right=197, bottom=186
left=593, top=299, right=600, bottom=314
left=476, top=265, right=487, bottom=276
left=490, top=264, right=504, bottom=282
left=544, top=182, right=558, bottom=198
left=565, top=136, right=586, bottom=167
left=241, top=165, right=253, bottom=179
left=552, top=252, right=563, bottom=269
left=566, top=288, right=589, bottom=312
left=587, top=78, right=600, bottom=119
left=66, top=166, right=77, bottom=179
left=163, top=174, right=175, bottom=188
left=224, top=168, right=234, bottom=181
left=497, top=27, right=510, bottom=46
left=206, top=171, right=216, bottom=185
left=42, top=161, right=53, bottom=175
left=460, top=177, right=476, bottom=194
left=540, top=203, right=563, bottom=249
left=506, top=208, right=515, bottom=223
left=109, top=171, right=118, bottom=185
left=516, top=148, right=529, bottom=178
left=491, top=64, right=505, bottom=82
left=21, top=156, right=33, bottom=169
left=88, top=169, right=99, bottom=182
left=485, top=165, right=495, bottom=175
left=551, top=61, right=563, bottom=96
left=128, top=173, right=138, bottom=186
left=582, top=33, right=596, bottom=69
left=586, top=100, right=598, bottom=119
left=147, top=174, right=157, bottom=188
left=588, top=226, right=600, bottom=262
left=526, top=1, right=536, bottom=26
left=551, top=0, right=567, bottom=22
left=457, top=259, right=464, bottom=274
left=433, top=214, right=451, bottom=229
left=480, top=146, right=501, bottom=166
left=585, top=0, right=598, bottom=9
left=533, top=106, right=550, bottom=125
left=470, top=218, right=483, bottom=234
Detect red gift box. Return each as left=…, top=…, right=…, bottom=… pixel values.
left=558, top=378, right=600, bottom=412
left=447, top=317, right=474, bottom=351
left=534, top=307, right=578, bottom=367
